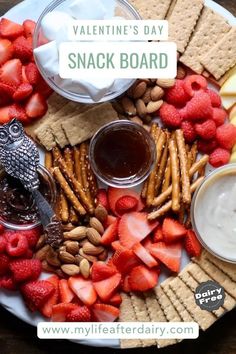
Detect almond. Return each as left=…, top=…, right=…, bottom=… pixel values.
left=98, top=249, right=108, bottom=261
left=75, top=254, right=84, bottom=266
left=151, top=86, right=164, bottom=101
left=63, top=226, right=87, bottom=241
left=156, top=78, right=175, bottom=88
left=146, top=100, right=163, bottom=114
left=35, top=245, right=50, bottom=261
left=80, top=258, right=90, bottom=279
left=135, top=99, right=147, bottom=117
left=79, top=249, right=97, bottom=263
left=130, top=116, right=143, bottom=125
left=87, top=227, right=102, bottom=246
left=59, top=245, right=67, bottom=252
left=66, top=241, right=80, bottom=255
left=41, top=260, right=56, bottom=273
left=133, top=81, right=147, bottom=99
left=59, top=251, right=75, bottom=264
left=112, top=101, right=124, bottom=115
left=46, top=248, right=61, bottom=267
left=95, top=205, right=108, bottom=223
left=83, top=242, right=104, bottom=256
left=176, top=65, right=186, bottom=79
left=61, top=264, right=80, bottom=276
left=89, top=217, right=104, bottom=235
left=35, top=235, right=45, bottom=250
left=121, top=96, right=136, bottom=116
left=56, top=269, right=66, bottom=278
left=142, top=88, right=152, bottom=104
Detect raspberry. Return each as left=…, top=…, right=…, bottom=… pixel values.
left=165, top=79, right=190, bottom=107
left=181, top=121, right=197, bottom=143
left=0, top=254, right=9, bottom=276
left=212, top=108, right=227, bottom=127
left=0, top=275, right=16, bottom=291
left=0, top=236, right=6, bottom=253
left=22, top=228, right=41, bottom=249
left=159, top=103, right=181, bottom=128
left=195, top=119, right=216, bottom=140
left=216, top=124, right=236, bottom=150
left=197, top=139, right=218, bottom=154
left=184, top=75, right=208, bottom=97
left=179, top=91, right=213, bottom=121
left=206, top=88, right=222, bottom=108
left=6, top=233, right=28, bottom=257
left=209, top=148, right=230, bottom=167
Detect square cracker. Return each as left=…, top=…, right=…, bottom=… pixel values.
left=36, top=125, right=56, bottom=151
left=128, top=0, right=172, bottom=20
left=168, top=0, right=204, bottom=53
left=203, top=251, right=236, bottom=282
left=200, top=27, right=236, bottom=79
left=62, top=103, right=118, bottom=146
left=180, top=7, right=231, bottom=74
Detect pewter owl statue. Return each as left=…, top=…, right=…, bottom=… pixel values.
left=0, top=119, right=40, bottom=191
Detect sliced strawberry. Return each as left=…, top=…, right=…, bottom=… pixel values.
left=51, top=303, right=78, bottom=322
left=0, top=59, right=22, bottom=88
left=41, top=275, right=59, bottom=318
left=118, top=212, right=158, bottom=248
left=22, top=66, right=29, bottom=83
left=25, top=92, right=48, bottom=119
left=108, top=187, right=144, bottom=216
left=35, top=76, right=53, bottom=99
left=59, top=279, right=74, bottom=303
left=115, top=195, right=138, bottom=215
left=23, top=20, right=36, bottom=38
left=20, top=280, right=55, bottom=312
left=153, top=226, right=164, bottom=242
left=25, top=63, right=40, bottom=85
left=10, top=104, right=28, bottom=124
left=13, top=83, right=33, bottom=101
left=108, top=293, right=122, bottom=307
left=128, top=265, right=158, bottom=291
left=13, top=36, right=32, bottom=62
left=0, top=39, right=13, bottom=66
left=96, top=189, right=109, bottom=210
left=185, top=230, right=202, bottom=258
left=142, top=236, right=153, bottom=249
left=162, top=218, right=187, bottom=243
left=0, top=106, right=11, bottom=124
left=0, top=83, right=14, bottom=104
left=92, top=303, right=119, bottom=322
left=112, top=249, right=140, bottom=274
left=66, top=305, right=91, bottom=322
left=111, top=240, right=125, bottom=252
left=133, top=242, right=158, bottom=268
left=121, top=275, right=131, bottom=292
left=104, top=215, right=118, bottom=228
left=101, top=220, right=118, bottom=245
left=93, top=273, right=121, bottom=301
left=91, top=261, right=117, bottom=282
left=0, top=18, right=24, bottom=39
left=149, top=242, right=182, bottom=273
left=68, top=276, right=97, bottom=306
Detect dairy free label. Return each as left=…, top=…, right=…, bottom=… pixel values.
left=194, top=281, right=225, bottom=312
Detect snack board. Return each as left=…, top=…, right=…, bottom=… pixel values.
left=0, top=0, right=235, bottom=350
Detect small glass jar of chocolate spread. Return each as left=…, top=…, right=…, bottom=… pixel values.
left=0, top=165, right=57, bottom=230
left=89, top=120, right=156, bottom=188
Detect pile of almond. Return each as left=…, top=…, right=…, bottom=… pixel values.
left=34, top=205, right=109, bottom=279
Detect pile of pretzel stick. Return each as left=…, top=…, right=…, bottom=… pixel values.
left=143, top=124, right=209, bottom=223
left=45, top=143, right=98, bottom=228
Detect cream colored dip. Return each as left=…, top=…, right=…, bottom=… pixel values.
left=193, top=167, right=236, bottom=262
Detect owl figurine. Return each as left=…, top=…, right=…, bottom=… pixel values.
left=0, top=119, right=40, bottom=191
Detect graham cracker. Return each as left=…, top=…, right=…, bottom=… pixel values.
left=169, top=276, right=216, bottom=330
left=168, top=0, right=204, bottom=53
left=119, top=292, right=142, bottom=349
left=187, top=263, right=236, bottom=313
left=130, top=292, right=157, bottom=347
left=193, top=256, right=236, bottom=300
left=218, top=64, right=236, bottom=86
left=36, top=125, right=56, bottom=151
left=165, top=0, right=177, bottom=19
left=128, top=0, right=172, bottom=20
left=203, top=251, right=236, bottom=282
left=62, top=103, right=118, bottom=146
left=180, top=7, right=231, bottom=74
left=200, top=27, right=236, bottom=79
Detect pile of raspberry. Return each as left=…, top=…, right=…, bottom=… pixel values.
left=159, top=75, right=236, bottom=167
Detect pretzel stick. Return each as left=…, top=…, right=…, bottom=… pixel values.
left=64, top=147, right=74, bottom=174
left=154, top=133, right=169, bottom=196
left=80, top=143, right=94, bottom=208
left=161, top=156, right=171, bottom=192
left=73, top=146, right=83, bottom=184
left=141, top=181, right=148, bottom=199
left=187, top=142, right=198, bottom=174
left=146, top=130, right=166, bottom=206
left=148, top=176, right=204, bottom=220
left=169, top=137, right=180, bottom=212
left=176, top=130, right=191, bottom=205
left=69, top=207, right=79, bottom=224
left=178, top=203, right=185, bottom=223
left=60, top=192, right=69, bottom=223
left=45, top=151, right=53, bottom=171
left=53, top=167, right=86, bottom=215
left=152, top=155, right=208, bottom=207
left=52, top=146, right=62, bottom=161
left=57, top=158, right=94, bottom=214
left=87, top=159, right=98, bottom=199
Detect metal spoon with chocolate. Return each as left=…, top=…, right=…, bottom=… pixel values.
left=0, top=118, right=62, bottom=248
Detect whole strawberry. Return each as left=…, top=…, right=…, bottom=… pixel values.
left=216, top=124, right=236, bottom=150
left=195, top=119, right=216, bottom=140
left=181, top=121, right=196, bottom=143
left=180, top=91, right=213, bottom=121
left=159, top=103, right=181, bottom=128
left=209, top=148, right=230, bottom=167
